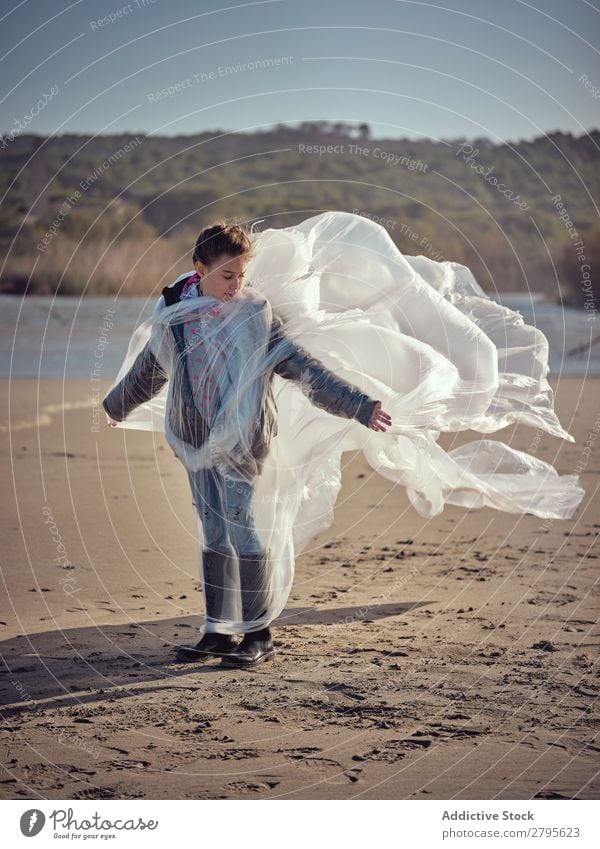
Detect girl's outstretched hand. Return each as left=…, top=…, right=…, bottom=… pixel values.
left=105, top=413, right=118, bottom=427
left=368, top=400, right=392, bottom=431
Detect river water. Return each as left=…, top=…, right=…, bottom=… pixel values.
left=0, top=293, right=597, bottom=378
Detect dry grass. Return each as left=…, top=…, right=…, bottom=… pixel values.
left=2, top=233, right=192, bottom=296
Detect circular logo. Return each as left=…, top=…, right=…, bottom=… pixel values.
left=19, top=810, right=45, bottom=837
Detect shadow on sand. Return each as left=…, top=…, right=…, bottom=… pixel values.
left=0, top=600, right=430, bottom=714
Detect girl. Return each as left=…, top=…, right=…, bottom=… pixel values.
left=103, top=220, right=391, bottom=668
left=104, top=211, right=584, bottom=670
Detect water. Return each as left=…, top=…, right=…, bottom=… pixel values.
left=0, top=295, right=156, bottom=379
left=0, top=293, right=597, bottom=378
left=495, top=294, right=598, bottom=376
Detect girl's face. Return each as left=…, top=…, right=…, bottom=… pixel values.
left=194, top=252, right=250, bottom=302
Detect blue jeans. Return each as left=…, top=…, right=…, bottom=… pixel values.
left=187, top=466, right=264, bottom=556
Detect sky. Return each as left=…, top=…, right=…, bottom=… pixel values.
left=1, top=0, right=599, bottom=143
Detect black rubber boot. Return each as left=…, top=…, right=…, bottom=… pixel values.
left=175, top=549, right=240, bottom=662
left=220, top=626, right=274, bottom=668
left=175, top=631, right=239, bottom=662
left=220, top=550, right=274, bottom=668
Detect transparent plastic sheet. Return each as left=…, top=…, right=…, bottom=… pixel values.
left=103, top=284, right=377, bottom=633
left=103, top=210, right=586, bottom=634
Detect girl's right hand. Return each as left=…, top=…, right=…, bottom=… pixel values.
left=106, top=413, right=119, bottom=427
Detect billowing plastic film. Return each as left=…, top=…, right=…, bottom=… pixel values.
left=102, top=210, right=585, bottom=635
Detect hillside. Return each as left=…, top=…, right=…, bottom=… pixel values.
left=1, top=123, right=598, bottom=304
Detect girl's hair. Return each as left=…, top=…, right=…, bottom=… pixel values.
left=192, top=220, right=254, bottom=266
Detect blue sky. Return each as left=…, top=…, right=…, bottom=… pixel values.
left=1, top=0, right=599, bottom=142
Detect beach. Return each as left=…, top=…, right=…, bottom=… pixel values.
left=0, top=375, right=598, bottom=800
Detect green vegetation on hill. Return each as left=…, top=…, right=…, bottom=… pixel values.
left=1, top=123, right=598, bottom=306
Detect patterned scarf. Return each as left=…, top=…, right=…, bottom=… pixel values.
left=181, top=271, right=203, bottom=300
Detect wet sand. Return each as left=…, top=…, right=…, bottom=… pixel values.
left=0, top=376, right=598, bottom=800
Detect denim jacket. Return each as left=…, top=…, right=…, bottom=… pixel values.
left=102, top=275, right=378, bottom=467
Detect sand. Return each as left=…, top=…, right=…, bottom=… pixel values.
left=0, top=376, right=598, bottom=800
